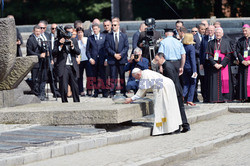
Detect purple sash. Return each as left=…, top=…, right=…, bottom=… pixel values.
left=215, top=50, right=229, bottom=93
left=243, top=56, right=250, bottom=97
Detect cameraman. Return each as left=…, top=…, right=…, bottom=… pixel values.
left=124, top=47, right=148, bottom=94
left=53, top=25, right=81, bottom=103
left=137, top=18, right=162, bottom=63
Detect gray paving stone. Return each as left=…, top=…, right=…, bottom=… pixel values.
left=0, top=144, right=24, bottom=153
left=1, top=130, right=81, bottom=140
left=29, top=126, right=106, bottom=135
left=0, top=136, right=53, bottom=147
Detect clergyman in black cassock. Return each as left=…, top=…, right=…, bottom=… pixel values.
left=205, top=34, right=234, bottom=103
left=236, top=25, right=250, bottom=101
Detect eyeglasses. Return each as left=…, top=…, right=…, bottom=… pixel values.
left=192, top=31, right=197, bottom=32
left=51, top=28, right=56, bottom=30
left=112, top=24, right=117, bottom=27
left=40, top=27, right=46, bottom=29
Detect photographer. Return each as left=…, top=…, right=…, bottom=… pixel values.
left=52, top=25, right=81, bottom=103
left=124, top=47, right=149, bottom=94
left=137, top=18, right=162, bottom=64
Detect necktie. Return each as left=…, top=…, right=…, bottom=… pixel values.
left=95, top=35, right=98, bottom=40
left=115, top=33, right=118, bottom=52
left=209, top=37, right=212, bottom=42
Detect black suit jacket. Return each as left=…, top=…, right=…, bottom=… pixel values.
left=86, top=33, right=107, bottom=65
left=52, top=38, right=81, bottom=78
left=193, top=33, right=202, bottom=57
left=105, top=31, right=129, bottom=65
left=26, top=34, right=44, bottom=68
left=16, top=28, right=23, bottom=57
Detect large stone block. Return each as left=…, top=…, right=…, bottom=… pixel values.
left=0, top=56, right=38, bottom=90
left=0, top=18, right=16, bottom=82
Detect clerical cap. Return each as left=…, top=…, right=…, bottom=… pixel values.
left=132, top=68, right=141, bottom=74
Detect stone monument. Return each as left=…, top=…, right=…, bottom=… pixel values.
left=0, top=17, right=40, bottom=108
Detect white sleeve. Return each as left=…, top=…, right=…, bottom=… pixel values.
left=131, top=95, right=140, bottom=101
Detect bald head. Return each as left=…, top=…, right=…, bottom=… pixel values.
left=208, top=25, right=215, bottom=37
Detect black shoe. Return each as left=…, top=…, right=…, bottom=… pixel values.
left=181, top=128, right=190, bottom=133
left=80, top=92, right=86, bottom=97
left=53, top=93, right=61, bottom=98
left=93, top=93, right=98, bottom=98
left=103, top=93, right=108, bottom=98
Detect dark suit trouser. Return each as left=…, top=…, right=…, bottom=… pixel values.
left=109, top=64, right=126, bottom=95
left=78, top=60, right=91, bottom=93
left=166, top=60, right=190, bottom=129
left=59, top=66, right=80, bottom=103
left=91, top=61, right=107, bottom=95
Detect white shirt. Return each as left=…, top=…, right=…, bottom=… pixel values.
left=94, top=33, right=100, bottom=40
left=78, top=37, right=88, bottom=61
left=51, top=33, right=55, bottom=50
left=113, top=31, right=120, bottom=42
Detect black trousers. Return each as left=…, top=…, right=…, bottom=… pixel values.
left=109, top=64, right=126, bottom=95
left=59, top=65, right=80, bottom=103
left=78, top=60, right=91, bottom=93
left=166, top=60, right=190, bottom=129
left=91, top=62, right=107, bottom=95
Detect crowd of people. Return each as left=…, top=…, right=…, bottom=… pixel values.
left=22, top=16, right=250, bottom=106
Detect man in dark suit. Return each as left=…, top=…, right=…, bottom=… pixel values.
left=102, top=19, right=112, bottom=34
left=7, top=15, right=23, bottom=57
left=132, top=23, right=147, bottom=53
left=84, top=18, right=101, bottom=37
left=26, top=25, right=47, bottom=100
left=199, top=25, right=215, bottom=102
left=105, top=19, right=129, bottom=98
left=154, top=52, right=190, bottom=133
left=193, top=23, right=206, bottom=102
left=53, top=25, right=81, bottom=103
left=86, top=23, right=108, bottom=98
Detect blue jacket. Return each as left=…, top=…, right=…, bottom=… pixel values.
left=199, top=35, right=215, bottom=65
left=105, top=31, right=129, bottom=65
left=86, top=33, right=107, bottom=65
left=124, top=57, right=149, bottom=81
left=184, top=44, right=197, bottom=73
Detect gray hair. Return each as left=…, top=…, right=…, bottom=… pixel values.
left=215, top=27, right=224, bottom=33
left=133, top=47, right=142, bottom=54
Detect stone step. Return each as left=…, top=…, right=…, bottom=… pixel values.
left=1, top=130, right=81, bottom=140
left=19, top=109, right=250, bottom=166
left=29, top=126, right=106, bottom=136
left=0, top=144, right=24, bottom=153
left=0, top=136, right=54, bottom=147
left=0, top=97, right=154, bottom=125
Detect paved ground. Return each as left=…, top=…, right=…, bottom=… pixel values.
left=169, top=138, right=250, bottom=166
left=22, top=111, right=250, bottom=166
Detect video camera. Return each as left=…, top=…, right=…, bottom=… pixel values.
left=56, top=25, right=72, bottom=45
left=143, top=18, right=156, bottom=47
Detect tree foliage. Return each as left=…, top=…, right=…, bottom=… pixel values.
left=2, top=0, right=249, bottom=25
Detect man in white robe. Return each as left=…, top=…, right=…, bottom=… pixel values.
left=125, top=68, right=182, bottom=136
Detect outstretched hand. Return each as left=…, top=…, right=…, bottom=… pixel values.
left=124, top=98, right=132, bottom=104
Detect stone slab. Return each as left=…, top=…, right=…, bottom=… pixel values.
left=29, top=126, right=106, bottom=135
left=0, top=56, right=38, bottom=91
left=0, top=136, right=53, bottom=147
left=228, top=106, right=250, bottom=113
left=1, top=130, right=81, bottom=140
left=0, top=17, right=16, bottom=82
left=0, top=98, right=153, bottom=125
left=0, top=144, right=24, bottom=153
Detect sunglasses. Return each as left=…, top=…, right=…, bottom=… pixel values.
left=112, top=24, right=117, bottom=27
left=40, top=27, right=46, bottom=29
left=51, top=28, right=56, bottom=30
left=192, top=31, right=197, bottom=32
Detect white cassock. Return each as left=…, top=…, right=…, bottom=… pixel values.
left=131, top=69, right=182, bottom=135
